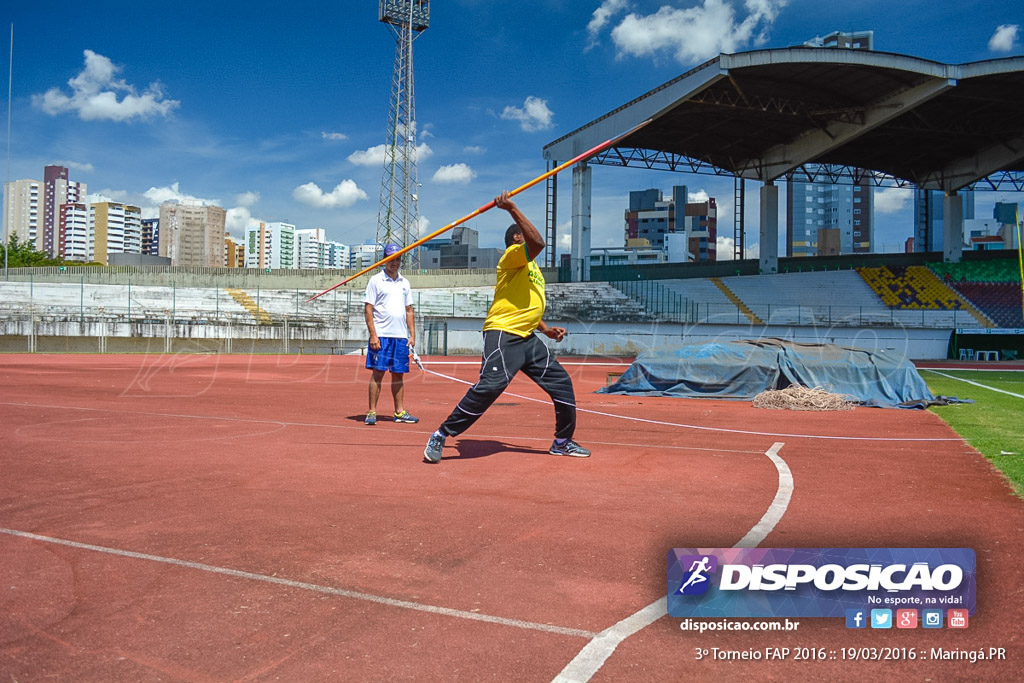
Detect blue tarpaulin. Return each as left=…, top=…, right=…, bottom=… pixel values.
left=598, top=338, right=942, bottom=408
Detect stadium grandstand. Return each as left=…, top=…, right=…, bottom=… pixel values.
left=1, top=252, right=1016, bottom=360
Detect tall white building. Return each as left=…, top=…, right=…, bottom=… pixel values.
left=2, top=179, right=43, bottom=249
left=60, top=203, right=91, bottom=262
left=246, top=222, right=296, bottom=269
left=349, top=243, right=381, bottom=270
left=324, top=242, right=350, bottom=269
left=295, top=228, right=326, bottom=269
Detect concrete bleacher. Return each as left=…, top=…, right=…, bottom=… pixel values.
left=544, top=282, right=657, bottom=322
left=0, top=281, right=250, bottom=320
left=0, top=271, right=993, bottom=331
left=613, top=277, right=741, bottom=323
left=719, top=271, right=897, bottom=325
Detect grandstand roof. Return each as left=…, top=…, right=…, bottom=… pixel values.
left=543, top=48, right=1024, bottom=192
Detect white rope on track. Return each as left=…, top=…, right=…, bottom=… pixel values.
left=419, top=365, right=961, bottom=442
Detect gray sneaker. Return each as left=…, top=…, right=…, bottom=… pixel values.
left=424, top=432, right=445, bottom=463
left=549, top=439, right=591, bottom=457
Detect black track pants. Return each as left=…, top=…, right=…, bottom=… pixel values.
left=439, top=329, right=576, bottom=439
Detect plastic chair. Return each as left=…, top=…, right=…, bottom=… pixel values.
left=958, top=348, right=975, bottom=361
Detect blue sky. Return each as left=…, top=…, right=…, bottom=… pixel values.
left=4, top=0, right=1022, bottom=257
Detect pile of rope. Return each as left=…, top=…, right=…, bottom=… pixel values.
left=753, top=384, right=857, bottom=411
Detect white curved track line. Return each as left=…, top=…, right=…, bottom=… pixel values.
left=552, top=442, right=792, bottom=683
left=421, top=368, right=960, bottom=442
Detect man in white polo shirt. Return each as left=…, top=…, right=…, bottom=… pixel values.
left=363, top=244, right=419, bottom=426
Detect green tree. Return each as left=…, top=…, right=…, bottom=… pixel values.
left=1, top=235, right=72, bottom=268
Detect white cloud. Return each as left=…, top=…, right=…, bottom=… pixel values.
left=292, top=180, right=368, bottom=209
left=463, top=145, right=487, bottom=155
left=989, top=24, right=1019, bottom=52
left=55, top=160, right=95, bottom=173
left=321, top=131, right=348, bottom=141
left=143, top=182, right=219, bottom=207
left=33, top=50, right=179, bottom=122
left=234, top=191, right=260, bottom=208
left=716, top=235, right=758, bottom=260
left=688, top=189, right=710, bottom=203
left=348, top=142, right=433, bottom=166
left=609, top=0, right=786, bottom=65
left=501, top=96, right=554, bottom=132
left=587, top=0, right=629, bottom=45
left=225, top=207, right=260, bottom=237
left=875, top=188, right=912, bottom=214
left=417, top=215, right=431, bottom=237
left=88, top=190, right=126, bottom=204
left=432, top=163, right=476, bottom=184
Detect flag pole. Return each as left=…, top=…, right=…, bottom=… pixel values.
left=306, top=119, right=651, bottom=302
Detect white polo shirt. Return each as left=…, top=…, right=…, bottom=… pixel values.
left=363, top=269, right=413, bottom=338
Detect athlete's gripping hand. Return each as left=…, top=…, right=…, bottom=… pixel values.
left=542, top=326, right=567, bottom=342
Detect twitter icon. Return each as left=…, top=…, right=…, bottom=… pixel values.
left=870, top=609, right=892, bottom=629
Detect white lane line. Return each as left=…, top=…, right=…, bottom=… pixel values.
left=552, top=442, right=791, bottom=683
left=0, top=528, right=596, bottom=640
left=921, top=369, right=1024, bottom=400
left=420, top=368, right=960, bottom=442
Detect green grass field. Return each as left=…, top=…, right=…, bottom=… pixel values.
left=920, top=369, right=1024, bottom=497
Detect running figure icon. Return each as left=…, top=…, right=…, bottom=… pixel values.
left=678, top=556, right=712, bottom=594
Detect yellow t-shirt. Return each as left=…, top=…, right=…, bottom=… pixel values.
left=483, top=243, right=546, bottom=337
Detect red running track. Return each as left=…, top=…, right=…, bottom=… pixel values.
left=1, top=354, right=1021, bottom=681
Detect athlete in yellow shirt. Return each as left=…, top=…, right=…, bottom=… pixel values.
left=424, top=191, right=590, bottom=463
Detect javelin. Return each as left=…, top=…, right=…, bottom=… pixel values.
left=305, top=119, right=651, bottom=302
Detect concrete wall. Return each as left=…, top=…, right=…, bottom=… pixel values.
left=0, top=308, right=953, bottom=360
left=2, top=265, right=526, bottom=290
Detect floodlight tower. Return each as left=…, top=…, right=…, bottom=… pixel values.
left=376, top=1, right=429, bottom=263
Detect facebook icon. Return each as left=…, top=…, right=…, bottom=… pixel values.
left=845, top=608, right=867, bottom=629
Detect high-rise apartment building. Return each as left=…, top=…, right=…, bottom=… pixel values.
left=91, top=202, right=143, bottom=265
left=682, top=198, right=718, bottom=263
left=624, top=186, right=717, bottom=262
left=245, top=222, right=296, bottom=270
left=141, top=218, right=160, bottom=255
left=913, top=190, right=975, bottom=252
left=60, top=203, right=91, bottom=262
left=43, top=165, right=86, bottom=257
left=296, top=228, right=326, bottom=269
left=159, top=203, right=227, bottom=267
left=2, top=179, right=43, bottom=249
left=787, top=31, right=875, bottom=257
left=225, top=236, right=246, bottom=268
left=625, top=186, right=687, bottom=250
left=804, top=30, right=874, bottom=50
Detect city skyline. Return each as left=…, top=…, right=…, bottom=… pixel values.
left=3, top=1, right=1022, bottom=259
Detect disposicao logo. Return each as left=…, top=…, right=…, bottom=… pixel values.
left=667, top=548, right=976, bottom=619
left=674, top=554, right=718, bottom=595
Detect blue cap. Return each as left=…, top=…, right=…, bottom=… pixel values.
left=383, top=244, right=401, bottom=257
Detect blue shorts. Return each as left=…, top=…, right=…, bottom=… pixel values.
left=366, top=337, right=410, bottom=374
